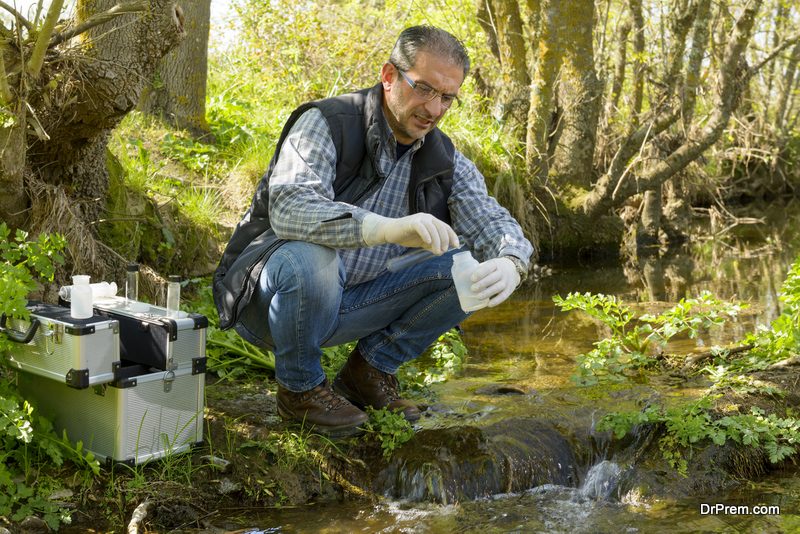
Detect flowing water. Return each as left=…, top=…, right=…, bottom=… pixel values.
left=223, top=203, right=800, bottom=533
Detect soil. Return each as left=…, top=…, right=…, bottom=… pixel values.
left=6, top=362, right=800, bottom=533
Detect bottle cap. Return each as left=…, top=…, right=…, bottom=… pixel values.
left=168, top=275, right=181, bottom=283
left=127, top=263, right=139, bottom=272
left=72, top=275, right=90, bottom=284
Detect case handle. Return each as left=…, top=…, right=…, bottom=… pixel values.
left=0, top=314, right=41, bottom=344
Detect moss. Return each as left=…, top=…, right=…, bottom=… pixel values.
left=97, top=149, right=147, bottom=263
left=100, top=148, right=223, bottom=279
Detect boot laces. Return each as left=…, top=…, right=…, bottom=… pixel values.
left=310, top=383, right=350, bottom=412
left=377, top=371, right=402, bottom=402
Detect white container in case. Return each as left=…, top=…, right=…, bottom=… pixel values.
left=17, top=364, right=205, bottom=465
left=3, top=301, right=121, bottom=388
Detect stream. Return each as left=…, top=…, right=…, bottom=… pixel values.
left=221, top=204, right=800, bottom=533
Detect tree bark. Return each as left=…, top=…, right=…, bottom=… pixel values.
left=762, top=0, right=787, bottom=125
left=525, top=0, right=563, bottom=179
left=776, top=41, right=800, bottom=133
left=488, top=0, right=530, bottom=133
left=140, top=0, right=211, bottom=138
left=0, top=0, right=185, bottom=279
left=0, top=107, right=26, bottom=229
left=629, top=0, right=645, bottom=126
left=476, top=0, right=501, bottom=63
left=549, top=0, right=601, bottom=190
left=682, top=0, right=712, bottom=124
left=607, top=19, right=630, bottom=119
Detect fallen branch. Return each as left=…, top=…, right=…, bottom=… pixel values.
left=768, top=355, right=800, bottom=370
left=127, top=499, right=151, bottom=534
left=682, top=343, right=754, bottom=370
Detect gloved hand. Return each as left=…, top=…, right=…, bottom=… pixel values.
left=471, top=257, right=520, bottom=307
left=362, top=213, right=459, bottom=255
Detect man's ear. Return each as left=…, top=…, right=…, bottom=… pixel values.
left=380, top=63, right=395, bottom=91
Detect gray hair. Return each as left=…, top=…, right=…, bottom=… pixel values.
left=389, top=26, right=470, bottom=79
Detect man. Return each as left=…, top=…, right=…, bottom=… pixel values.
left=213, top=26, right=533, bottom=436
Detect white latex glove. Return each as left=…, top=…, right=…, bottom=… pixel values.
left=470, top=257, right=520, bottom=307
left=362, top=213, right=459, bottom=255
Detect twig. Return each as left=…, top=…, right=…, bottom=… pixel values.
left=749, top=32, right=800, bottom=77
left=87, top=216, right=147, bottom=226
left=127, top=499, right=151, bottom=534
left=0, top=1, right=33, bottom=31
left=682, top=343, right=754, bottom=370
left=49, top=0, right=149, bottom=47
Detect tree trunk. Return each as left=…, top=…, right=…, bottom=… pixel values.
left=488, top=0, right=530, bottom=134
left=776, top=41, right=800, bottom=133
left=607, top=19, right=630, bottom=120
left=549, top=0, right=601, bottom=191
left=525, top=0, right=563, bottom=179
left=1, top=26, right=29, bottom=230
left=682, top=0, right=712, bottom=124
left=476, top=0, right=501, bottom=63
left=582, top=4, right=761, bottom=218
left=524, top=0, right=542, bottom=56
left=629, top=0, right=645, bottom=126
left=3, top=0, right=185, bottom=277
left=762, top=0, right=787, bottom=125
left=639, top=188, right=661, bottom=249
left=140, top=0, right=211, bottom=138
left=28, top=0, right=184, bottom=220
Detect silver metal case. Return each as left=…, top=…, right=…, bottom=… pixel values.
left=17, top=365, right=205, bottom=465
left=2, top=302, right=121, bottom=388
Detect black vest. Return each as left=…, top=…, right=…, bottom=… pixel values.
left=212, top=84, right=456, bottom=330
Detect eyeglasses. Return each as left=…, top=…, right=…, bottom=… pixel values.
left=394, top=66, right=460, bottom=109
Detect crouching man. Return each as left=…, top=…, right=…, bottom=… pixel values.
left=213, top=26, right=533, bottom=436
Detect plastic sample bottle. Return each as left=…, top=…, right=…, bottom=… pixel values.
left=70, top=275, right=93, bottom=319
left=59, top=281, right=118, bottom=302
left=126, top=263, right=139, bottom=302
left=166, top=275, right=181, bottom=316
left=451, top=252, right=489, bottom=312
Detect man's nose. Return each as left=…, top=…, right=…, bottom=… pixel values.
left=423, top=96, right=446, bottom=117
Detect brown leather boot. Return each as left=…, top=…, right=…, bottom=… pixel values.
left=332, top=347, right=421, bottom=422
left=276, top=379, right=368, bottom=437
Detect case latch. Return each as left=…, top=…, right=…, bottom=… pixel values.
left=163, top=370, right=175, bottom=393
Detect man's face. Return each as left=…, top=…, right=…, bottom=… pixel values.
left=381, top=51, right=464, bottom=144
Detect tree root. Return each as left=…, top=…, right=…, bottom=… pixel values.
left=25, top=176, right=163, bottom=296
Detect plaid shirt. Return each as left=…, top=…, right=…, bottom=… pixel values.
left=268, top=107, right=533, bottom=287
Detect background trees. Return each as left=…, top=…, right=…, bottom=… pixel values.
left=478, top=0, right=800, bottom=255
left=2, top=0, right=799, bottom=282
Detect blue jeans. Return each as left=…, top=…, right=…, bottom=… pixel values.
left=235, top=242, right=469, bottom=392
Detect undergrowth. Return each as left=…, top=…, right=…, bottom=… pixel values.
left=0, top=224, right=99, bottom=529
left=558, top=254, right=800, bottom=476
